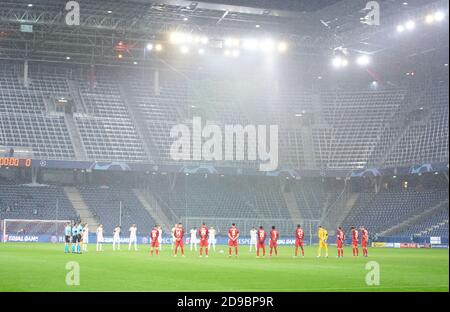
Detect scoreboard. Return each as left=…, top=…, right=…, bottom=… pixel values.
left=0, top=157, right=32, bottom=168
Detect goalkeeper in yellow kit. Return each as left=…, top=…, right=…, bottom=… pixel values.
left=317, top=226, right=329, bottom=258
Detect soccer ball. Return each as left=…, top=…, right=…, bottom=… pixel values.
left=219, top=250, right=224, bottom=254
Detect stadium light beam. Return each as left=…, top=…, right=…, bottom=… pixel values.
left=170, top=32, right=183, bottom=44
left=242, top=39, right=259, bottom=51
left=356, top=55, right=370, bottom=66
left=425, top=14, right=435, bottom=24
left=146, top=43, right=153, bottom=51
left=405, top=20, right=415, bottom=30
left=396, top=24, right=405, bottom=33
left=260, top=39, right=275, bottom=53
left=225, top=38, right=240, bottom=48
left=434, top=11, right=445, bottom=22
left=185, top=35, right=194, bottom=43
left=180, top=46, right=190, bottom=54
left=332, top=56, right=348, bottom=68
left=277, top=42, right=288, bottom=53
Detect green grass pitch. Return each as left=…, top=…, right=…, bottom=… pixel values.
left=0, top=243, right=448, bottom=292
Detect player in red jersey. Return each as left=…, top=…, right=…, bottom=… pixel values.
left=228, top=223, right=239, bottom=257
left=173, top=223, right=185, bottom=257
left=336, top=226, right=345, bottom=258
left=360, top=226, right=369, bottom=257
left=269, top=226, right=279, bottom=257
left=150, top=224, right=160, bottom=256
left=256, top=226, right=267, bottom=258
left=351, top=226, right=359, bottom=257
left=294, top=224, right=305, bottom=257
left=198, top=222, right=209, bottom=258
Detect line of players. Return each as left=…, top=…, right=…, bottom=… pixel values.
left=64, top=222, right=150, bottom=253
left=64, top=221, right=369, bottom=258
left=150, top=223, right=369, bottom=258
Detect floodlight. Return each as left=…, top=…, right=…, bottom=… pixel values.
left=434, top=11, right=445, bottom=21
left=180, top=46, right=189, bottom=54
left=277, top=42, right=288, bottom=53
left=405, top=20, right=415, bottom=30
left=425, top=14, right=435, bottom=24
left=356, top=55, right=370, bottom=66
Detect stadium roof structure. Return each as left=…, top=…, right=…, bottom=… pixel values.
left=0, top=0, right=448, bottom=67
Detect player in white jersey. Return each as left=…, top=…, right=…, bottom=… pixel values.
left=208, top=227, right=217, bottom=252
left=171, top=224, right=177, bottom=250
left=82, top=223, right=89, bottom=252
left=157, top=225, right=163, bottom=251
left=249, top=227, right=257, bottom=252
left=96, top=224, right=104, bottom=251
left=128, top=224, right=138, bottom=251
left=113, top=226, right=121, bottom=251
left=190, top=227, right=198, bottom=251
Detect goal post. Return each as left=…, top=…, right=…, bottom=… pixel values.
left=2, top=219, right=71, bottom=243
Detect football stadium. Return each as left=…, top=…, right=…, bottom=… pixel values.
left=0, top=0, right=448, bottom=293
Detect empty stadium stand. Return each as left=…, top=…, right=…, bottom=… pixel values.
left=0, top=183, right=77, bottom=221
left=77, top=185, right=156, bottom=234
left=1, top=61, right=448, bottom=170
left=398, top=208, right=449, bottom=238
left=0, top=61, right=448, bottom=240
left=342, top=189, right=449, bottom=235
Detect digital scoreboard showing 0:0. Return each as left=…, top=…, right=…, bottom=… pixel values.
left=0, top=157, right=32, bottom=167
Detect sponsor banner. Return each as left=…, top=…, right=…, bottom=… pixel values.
left=6, top=235, right=65, bottom=243
left=430, top=236, right=442, bottom=245
left=370, top=242, right=436, bottom=249
left=87, top=235, right=173, bottom=245
left=431, top=244, right=449, bottom=249
left=400, top=243, right=417, bottom=248
left=6, top=235, right=40, bottom=242
left=371, top=242, right=395, bottom=248
left=2, top=157, right=445, bottom=178
left=4, top=234, right=303, bottom=245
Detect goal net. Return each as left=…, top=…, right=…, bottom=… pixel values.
left=2, top=219, right=71, bottom=243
